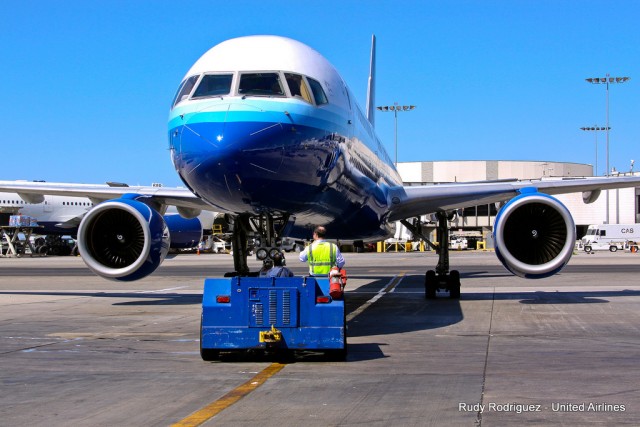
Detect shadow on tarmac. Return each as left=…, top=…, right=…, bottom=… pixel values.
left=345, top=275, right=464, bottom=338
left=205, top=342, right=389, bottom=363
left=2, top=285, right=638, bottom=309
left=462, top=289, right=640, bottom=304
left=0, top=291, right=202, bottom=305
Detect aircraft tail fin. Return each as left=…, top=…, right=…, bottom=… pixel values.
left=365, top=34, right=376, bottom=128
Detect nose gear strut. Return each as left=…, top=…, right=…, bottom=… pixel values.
left=225, top=212, right=292, bottom=277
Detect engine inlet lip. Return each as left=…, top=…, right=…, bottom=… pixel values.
left=78, top=201, right=151, bottom=278
left=494, top=194, right=576, bottom=276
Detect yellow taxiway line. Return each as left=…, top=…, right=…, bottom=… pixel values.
left=172, top=363, right=286, bottom=427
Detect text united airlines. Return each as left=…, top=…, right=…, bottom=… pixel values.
left=551, top=402, right=625, bottom=412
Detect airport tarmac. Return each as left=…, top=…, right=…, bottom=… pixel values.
left=1, top=250, right=640, bottom=426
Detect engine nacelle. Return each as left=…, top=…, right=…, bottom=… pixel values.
left=164, top=214, right=202, bottom=249
left=493, top=190, right=576, bottom=279
left=78, top=196, right=170, bottom=281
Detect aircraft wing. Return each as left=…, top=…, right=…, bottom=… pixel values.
left=0, top=180, right=212, bottom=212
left=387, top=175, right=640, bottom=221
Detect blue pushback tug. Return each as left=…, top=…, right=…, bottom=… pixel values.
left=200, top=276, right=346, bottom=360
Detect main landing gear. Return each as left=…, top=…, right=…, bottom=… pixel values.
left=226, top=212, right=292, bottom=277
left=401, top=211, right=461, bottom=299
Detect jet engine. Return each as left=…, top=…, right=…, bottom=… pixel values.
left=493, top=190, right=576, bottom=278
left=164, top=214, right=203, bottom=249
left=77, top=196, right=170, bottom=281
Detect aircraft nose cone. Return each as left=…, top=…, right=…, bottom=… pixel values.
left=173, top=101, right=286, bottom=167
left=170, top=101, right=287, bottom=208
left=172, top=102, right=230, bottom=161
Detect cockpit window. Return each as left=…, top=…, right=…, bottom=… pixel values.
left=285, top=73, right=313, bottom=104
left=307, top=77, right=328, bottom=105
left=239, top=72, right=285, bottom=97
left=192, top=74, right=233, bottom=99
left=171, top=75, right=199, bottom=108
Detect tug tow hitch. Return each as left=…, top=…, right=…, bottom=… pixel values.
left=259, top=325, right=283, bottom=343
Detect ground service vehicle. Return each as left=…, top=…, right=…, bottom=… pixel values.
left=200, top=276, right=346, bottom=360
left=582, top=224, right=640, bottom=252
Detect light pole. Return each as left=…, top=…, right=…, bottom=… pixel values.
left=580, top=126, right=610, bottom=176
left=376, top=103, right=416, bottom=165
left=585, top=75, right=629, bottom=177
left=585, top=74, right=630, bottom=223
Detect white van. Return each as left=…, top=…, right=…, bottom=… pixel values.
left=581, top=224, right=640, bottom=252
left=449, top=237, right=468, bottom=250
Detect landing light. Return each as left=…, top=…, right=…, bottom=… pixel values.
left=256, top=248, right=268, bottom=260
left=269, top=248, right=280, bottom=259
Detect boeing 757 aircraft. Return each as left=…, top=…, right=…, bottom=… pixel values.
left=1, top=35, right=639, bottom=295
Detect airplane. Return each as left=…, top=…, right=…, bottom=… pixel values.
left=1, top=35, right=640, bottom=293
left=0, top=183, right=216, bottom=254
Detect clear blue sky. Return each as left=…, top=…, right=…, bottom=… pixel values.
left=2, top=0, right=638, bottom=186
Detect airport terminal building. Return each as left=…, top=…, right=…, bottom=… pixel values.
left=396, top=160, right=640, bottom=245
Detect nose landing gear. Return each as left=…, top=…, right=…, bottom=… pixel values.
left=226, top=212, right=292, bottom=277
left=401, top=211, right=461, bottom=300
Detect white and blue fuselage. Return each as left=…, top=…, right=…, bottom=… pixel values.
left=168, top=36, right=401, bottom=240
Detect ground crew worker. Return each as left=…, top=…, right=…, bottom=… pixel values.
left=299, top=226, right=345, bottom=275
left=258, top=258, right=273, bottom=277
left=267, top=252, right=294, bottom=277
